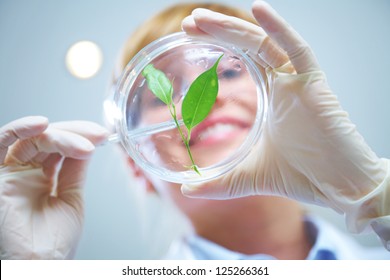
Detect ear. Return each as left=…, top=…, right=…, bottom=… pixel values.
left=125, top=157, right=157, bottom=193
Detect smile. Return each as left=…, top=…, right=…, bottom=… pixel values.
left=190, top=117, right=250, bottom=147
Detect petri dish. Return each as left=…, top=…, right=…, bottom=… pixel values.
left=107, top=32, right=267, bottom=184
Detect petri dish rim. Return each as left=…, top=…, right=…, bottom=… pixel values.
left=113, top=32, right=268, bottom=184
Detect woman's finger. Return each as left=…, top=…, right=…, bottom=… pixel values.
left=182, top=8, right=289, bottom=69
left=251, top=0, right=320, bottom=73
left=50, top=121, right=109, bottom=146
left=0, top=116, right=48, bottom=164
left=9, top=128, right=96, bottom=164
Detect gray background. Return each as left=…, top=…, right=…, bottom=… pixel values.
left=0, top=0, right=389, bottom=259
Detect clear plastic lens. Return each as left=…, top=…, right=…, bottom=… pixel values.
left=110, top=32, right=267, bottom=183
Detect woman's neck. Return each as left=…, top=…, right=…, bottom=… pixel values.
left=190, top=196, right=313, bottom=259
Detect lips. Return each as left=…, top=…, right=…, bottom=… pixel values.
left=189, top=117, right=250, bottom=147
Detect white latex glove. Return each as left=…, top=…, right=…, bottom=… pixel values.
left=181, top=0, right=390, bottom=250
left=0, top=116, right=108, bottom=259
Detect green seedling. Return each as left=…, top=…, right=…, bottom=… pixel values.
left=142, top=54, right=223, bottom=175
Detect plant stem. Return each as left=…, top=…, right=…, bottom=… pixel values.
left=169, top=103, right=200, bottom=175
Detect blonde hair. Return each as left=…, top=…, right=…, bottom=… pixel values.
left=115, top=2, right=256, bottom=78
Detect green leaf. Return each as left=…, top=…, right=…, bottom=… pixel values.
left=141, top=55, right=223, bottom=175
left=182, top=55, right=223, bottom=134
left=142, top=64, right=173, bottom=105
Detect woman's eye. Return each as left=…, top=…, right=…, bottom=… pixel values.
left=220, top=68, right=240, bottom=80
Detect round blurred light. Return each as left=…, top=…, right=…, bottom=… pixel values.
left=65, top=40, right=103, bottom=79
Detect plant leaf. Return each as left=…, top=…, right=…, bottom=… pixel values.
left=182, top=55, right=223, bottom=133
left=142, top=64, right=173, bottom=105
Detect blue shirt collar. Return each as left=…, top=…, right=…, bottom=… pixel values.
left=186, top=234, right=277, bottom=260
left=178, top=216, right=363, bottom=260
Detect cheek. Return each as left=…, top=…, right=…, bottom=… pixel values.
left=143, top=129, right=192, bottom=172
left=219, top=76, right=258, bottom=115
left=141, top=107, right=171, bottom=124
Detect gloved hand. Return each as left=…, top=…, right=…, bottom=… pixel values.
left=181, top=0, right=390, bottom=250
left=0, top=116, right=108, bottom=259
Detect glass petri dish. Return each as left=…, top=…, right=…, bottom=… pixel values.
left=108, top=32, right=267, bottom=184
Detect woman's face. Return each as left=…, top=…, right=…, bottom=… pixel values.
left=131, top=47, right=258, bottom=171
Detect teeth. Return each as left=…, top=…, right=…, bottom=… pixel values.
left=198, top=123, right=238, bottom=141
